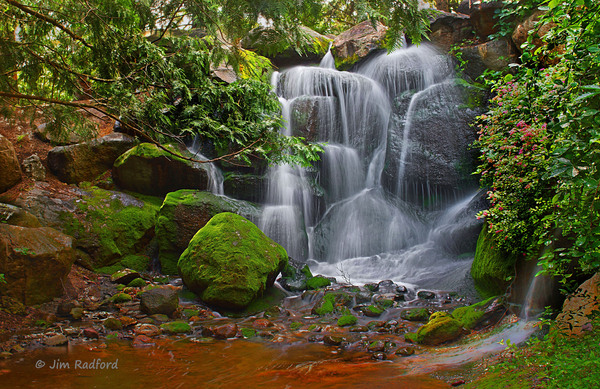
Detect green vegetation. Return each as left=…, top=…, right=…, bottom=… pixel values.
left=110, top=293, right=132, bottom=304
left=337, top=314, right=358, bottom=327
left=468, top=315, right=600, bottom=388
left=160, top=321, right=192, bottom=334
left=305, top=275, right=332, bottom=290
left=404, top=311, right=464, bottom=345
left=474, top=0, right=600, bottom=289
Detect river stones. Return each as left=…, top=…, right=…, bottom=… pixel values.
left=405, top=312, right=465, bottom=345
left=177, top=213, right=288, bottom=310
left=140, top=287, right=179, bottom=316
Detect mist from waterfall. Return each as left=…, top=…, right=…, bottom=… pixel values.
left=260, top=44, right=484, bottom=291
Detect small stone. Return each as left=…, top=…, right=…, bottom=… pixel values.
left=119, top=316, right=137, bottom=327
left=103, top=318, right=123, bottom=331
left=127, top=278, right=146, bottom=288
left=45, top=334, right=68, bottom=347
left=417, top=290, right=436, bottom=300
left=57, top=301, right=76, bottom=316
left=149, top=314, right=169, bottom=323
left=211, top=324, right=238, bottom=339
left=111, top=269, right=141, bottom=285
left=323, top=335, right=344, bottom=346
left=372, top=352, right=386, bottom=360
left=395, top=347, right=415, bottom=356
left=160, top=321, right=192, bottom=334
left=83, top=328, right=100, bottom=339
left=367, top=340, right=385, bottom=352
left=110, top=293, right=133, bottom=304
left=451, top=380, right=466, bottom=387
left=0, top=352, right=13, bottom=359
left=140, top=287, right=179, bottom=316
left=253, top=319, right=274, bottom=329
left=134, top=323, right=162, bottom=337
left=132, top=335, right=155, bottom=348
left=70, top=307, right=84, bottom=320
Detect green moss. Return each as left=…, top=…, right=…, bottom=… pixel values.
left=313, top=293, right=335, bottom=316
left=121, top=255, right=151, bottom=272
left=160, top=321, right=192, bottom=334
left=127, top=278, right=146, bottom=288
left=114, top=143, right=190, bottom=168
left=110, top=293, right=132, bottom=303
left=335, top=53, right=360, bottom=70
left=177, top=213, right=288, bottom=310
left=300, top=265, right=313, bottom=279
left=337, top=315, right=358, bottom=327
left=472, top=224, right=518, bottom=298
left=306, top=276, right=331, bottom=290
left=156, top=190, right=260, bottom=275
left=241, top=328, right=257, bottom=338
left=400, top=308, right=430, bottom=322
left=367, top=305, right=384, bottom=315
left=61, top=186, right=160, bottom=270
left=183, top=309, right=200, bottom=318
left=312, top=292, right=352, bottom=316
left=116, top=284, right=126, bottom=291
left=407, top=312, right=464, bottom=345
left=452, top=296, right=497, bottom=329
left=290, top=322, right=303, bottom=330
left=103, top=317, right=123, bottom=330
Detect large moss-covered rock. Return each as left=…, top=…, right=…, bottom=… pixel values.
left=156, top=190, right=260, bottom=275
left=0, top=134, right=22, bottom=193
left=113, top=143, right=210, bottom=196
left=11, top=183, right=159, bottom=270
left=0, top=225, right=75, bottom=305
left=177, top=213, right=288, bottom=310
left=452, top=296, right=506, bottom=330
left=405, top=312, right=464, bottom=345
left=47, top=133, right=135, bottom=184
left=471, top=224, right=517, bottom=298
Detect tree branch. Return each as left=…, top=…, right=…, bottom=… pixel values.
left=4, top=0, right=93, bottom=49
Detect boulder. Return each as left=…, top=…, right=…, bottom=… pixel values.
left=471, top=224, right=517, bottom=298
left=469, top=1, right=503, bottom=39
left=0, top=134, right=22, bottom=193
left=12, top=183, right=158, bottom=270
left=511, top=10, right=554, bottom=53
left=47, top=132, right=135, bottom=184
left=0, top=203, right=41, bottom=228
left=452, top=296, right=506, bottom=330
left=0, top=225, right=75, bottom=305
left=333, top=21, right=387, bottom=69
left=405, top=311, right=465, bottom=345
left=35, top=122, right=94, bottom=145
left=223, top=172, right=266, bottom=203
left=155, top=190, right=260, bottom=274
left=21, top=154, right=46, bottom=181
left=140, top=287, right=179, bottom=316
left=556, top=273, right=600, bottom=336
left=429, top=12, right=475, bottom=52
left=459, top=39, right=519, bottom=80
left=177, top=213, right=288, bottom=310
left=113, top=143, right=210, bottom=196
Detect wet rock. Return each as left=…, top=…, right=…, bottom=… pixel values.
left=311, top=291, right=353, bottom=316
left=104, top=317, right=123, bottom=331
left=361, top=305, right=384, bottom=317
left=223, top=173, right=266, bottom=203
left=0, top=225, right=75, bottom=305
left=156, top=190, right=260, bottom=274
left=57, top=300, right=77, bottom=316
left=83, top=328, right=100, bottom=339
left=253, top=319, right=274, bottom=329
left=112, top=143, right=210, bottom=196
left=279, top=259, right=312, bottom=292
left=323, top=335, right=345, bottom=346
left=22, top=154, right=46, bottom=181
left=119, top=316, right=137, bottom=327
left=45, top=334, right=68, bottom=347
left=0, top=134, right=22, bottom=193
left=110, top=293, right=132, bottom=304
left=405, top=312, right=465, bottom=345
left=305, top=275, right=332, bottom=290
left=160, top=321, right=192, bottom=334
left=429, top=12, right=474, bottom=52
left=134, top=323, right=162, bottom=337
left=395, top=347, right=415, bottom=357
left=210, top=324, right=238, bottom=339
left=372, top=352, right=386, bottom=360
left=459, top=39, right=519, bottom=80
left=377, top=280, right=398, bottom=294
left=140, top=287, right=179, bottom=316
left=367, top=340, right=385, bottom=352
left=337, top=315, right=358, bottom=327
left=349, top=325, right=369, bottom=333
left=452, top=296, right=506, bottom=330
left=132, top=335, right=155, bottom=348
left=150, top=314, right=169, bottom=323
left=417, top=291, right=436, bottom=300
left=178, top=213, right=287, bottom=310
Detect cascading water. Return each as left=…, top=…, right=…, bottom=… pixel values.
left=260, top=43, right=485, bottom=292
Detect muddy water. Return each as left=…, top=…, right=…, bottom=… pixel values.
left=0, top=339, right=450, bottom=388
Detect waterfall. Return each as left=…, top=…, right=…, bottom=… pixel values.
left=188, top=137, right=224, bottom=195
left=260, top=44, right=483, bottom=290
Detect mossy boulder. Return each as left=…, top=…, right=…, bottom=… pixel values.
left=177, top=213, right=288, bottom=310
left=452, top=296, right=505, bottom=330
left=155, top=190, right=260, bottom=275
left=471, top=224, right=518, bottom=298
left=400, top=308, right=431, bottom=322
left=160, top=321, right=192, bottom=334
left=0, top=225, right=75, bottom=305
left=311, top=292, right=353, bottom=316
left=338, top=314, right=358, bottom=327
left=113, top=143, right=210, bottom=196
left=333, top=21, right=387, bottom=70
left=405, top=312, right=465, bottom=345
left=47, top=133, right=135, bottom=184
left=306, top=275, right=332, bottom=290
